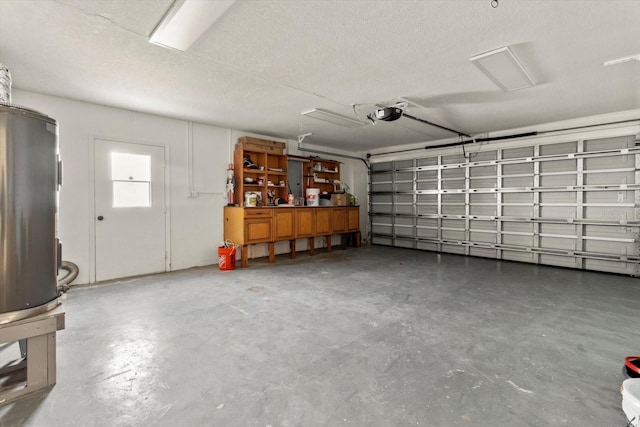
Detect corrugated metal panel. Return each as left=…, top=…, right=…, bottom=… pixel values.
left=369, top=134, right=640, bottom=276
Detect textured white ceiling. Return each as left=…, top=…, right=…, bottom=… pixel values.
left=0, top=0, right=638, bottom=152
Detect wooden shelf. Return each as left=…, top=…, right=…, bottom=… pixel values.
left=302, top=158, right=342, bottom=196
left=234, top=141, right=288, bottom=206
left=234, top=143, right=347, bottom=207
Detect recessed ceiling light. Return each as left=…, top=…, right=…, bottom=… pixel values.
left=149, top=0, right=235, bottom=51
left=301, top=108, right=366, bottom=128
left=470, top=46, right=535, bottom=92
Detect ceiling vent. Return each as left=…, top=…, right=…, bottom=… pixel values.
left=603, top=53, right=640, bottom=67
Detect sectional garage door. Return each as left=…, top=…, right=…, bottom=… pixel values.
left=370, top=134, right=640, bottom=276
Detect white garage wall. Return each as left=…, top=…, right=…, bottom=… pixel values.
left=11, top=90, right=365, bottom=283
left=13, top=90, right=232, bottom=284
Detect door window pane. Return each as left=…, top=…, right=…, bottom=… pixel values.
left=111, top=152, right=152, bottom=207
left=111, top=152, right=150, bottom=181
left=113, top=181, right=151, bottom=207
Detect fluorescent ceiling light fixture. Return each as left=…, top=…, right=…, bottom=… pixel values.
left=149, top=0, right=235, bottom=51
left=604, top=54, right=640, bottom=67
left=470, top=46, right=535, bottom=92
left=301, top=108, right=366, bottom=128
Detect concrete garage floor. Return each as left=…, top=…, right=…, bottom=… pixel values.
left=0, top=245, right=637, bottom=426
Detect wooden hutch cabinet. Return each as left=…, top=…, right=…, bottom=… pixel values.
left=226, top=137, right=361, bottom=267
left=234, top=137, right=288, bottom=206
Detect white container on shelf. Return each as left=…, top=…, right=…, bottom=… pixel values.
left=244, top=192, right=258, bottom=207
left=305, top=188, right=320, bottom=206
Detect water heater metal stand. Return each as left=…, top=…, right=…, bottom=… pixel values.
left=0, top=306, right=65, bottom=405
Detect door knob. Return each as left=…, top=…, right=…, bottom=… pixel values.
left=97, top=216, right=104, bottom=221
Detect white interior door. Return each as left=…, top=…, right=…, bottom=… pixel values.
left=94, top=139, right=166, bottom=281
